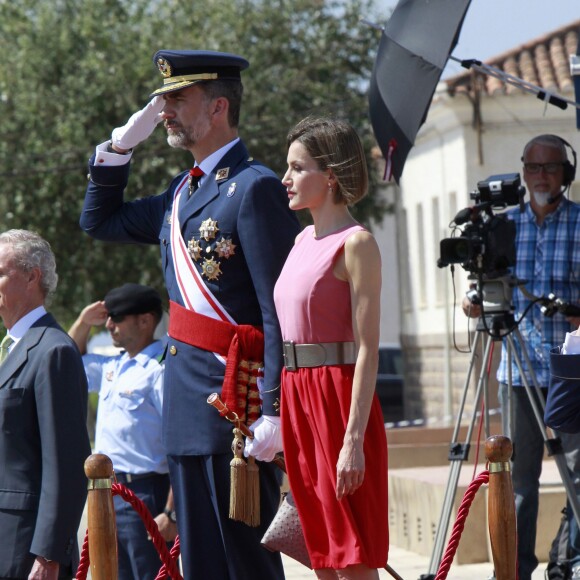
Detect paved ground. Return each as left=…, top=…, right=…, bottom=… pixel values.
left=283, top=547, right=547, bottom=579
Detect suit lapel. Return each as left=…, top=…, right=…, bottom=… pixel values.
left=0, top=314, right=54, bottom=388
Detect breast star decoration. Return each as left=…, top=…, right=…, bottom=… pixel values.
left=187, top=218, right=236, bottom=280
left=201, top=257, right=222, bottom=280
left=200, top=218, right=218, bottom=241
left=187, top=238, right=202, bottom=261
left=215, top=237, right=237, bottom=258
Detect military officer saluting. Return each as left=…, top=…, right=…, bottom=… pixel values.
left=80, top=50, right=300, bottom=579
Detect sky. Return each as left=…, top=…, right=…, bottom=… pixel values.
left=444, top=0, right=580, bottom=78
left=377, top=0, right=580, bottom=79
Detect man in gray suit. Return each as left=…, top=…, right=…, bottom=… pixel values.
left=0, top=229, right=91, bottom=579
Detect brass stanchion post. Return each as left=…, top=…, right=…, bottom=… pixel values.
left=485, top=435, right=516, bottom=580
left=84, top=453, right=118, bottom=580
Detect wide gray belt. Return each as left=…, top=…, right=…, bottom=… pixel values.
left=282, top=340, right=356, bottom=371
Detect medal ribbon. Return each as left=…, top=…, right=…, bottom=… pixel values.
left=170, top=176, right=236, bottom=329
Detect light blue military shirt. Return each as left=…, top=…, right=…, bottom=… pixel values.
left=83, top=340, right=167, bottom=474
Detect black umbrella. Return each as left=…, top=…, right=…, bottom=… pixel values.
left=369, top=0, right=472, bottom=184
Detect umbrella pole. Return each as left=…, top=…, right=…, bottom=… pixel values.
left=449, top=55, right=580, bottom=110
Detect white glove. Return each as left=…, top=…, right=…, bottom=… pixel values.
left=563, top=331, right=580, bottom=354
left=244, top=415, right=283, bottom=462
left=111, top=96, right=165, bottom=151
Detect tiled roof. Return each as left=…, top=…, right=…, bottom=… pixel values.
left=446, top=19, right=580, bottom=96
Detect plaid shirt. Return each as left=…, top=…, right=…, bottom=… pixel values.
left=497, top=198, right=580, bottom=387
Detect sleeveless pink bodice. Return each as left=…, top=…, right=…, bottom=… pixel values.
left=274, top=224, right=365, bottom=344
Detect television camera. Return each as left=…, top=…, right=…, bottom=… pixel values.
left=437, top=173, right=525, bottom=277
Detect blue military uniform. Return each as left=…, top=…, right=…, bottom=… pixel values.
left=81, top=50, right=300, bottom=580
left=84, top=340, right=169, bottom=580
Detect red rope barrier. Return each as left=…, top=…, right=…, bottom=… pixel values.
left=434, top=470, right=490, bottom=580
left=76, top=528, right=90, bottom=579
left=75, top=483, right=182, bottom=580
left=155, top=536, right=181, bottom=580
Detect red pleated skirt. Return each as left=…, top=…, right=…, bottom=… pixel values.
left=280, top=365, right=389, bottom=570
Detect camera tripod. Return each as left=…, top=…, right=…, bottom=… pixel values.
left=421, top=306, right=580, bottom=579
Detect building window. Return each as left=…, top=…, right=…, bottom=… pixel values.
left=401, top=208, right=412, bottom=311
left=432, top=197, right=444, bottom=304
left=417, top=203, right=427, bottom=307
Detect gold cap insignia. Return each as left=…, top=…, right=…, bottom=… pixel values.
left=215, top=168, right=230, bottom=181
left=157, top=57, right=173, bottom=78
left=199, top=218, right=219, bottom=241
left=201, top=257, right=222, bottom=280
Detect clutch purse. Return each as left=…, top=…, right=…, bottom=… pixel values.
left=261, top=490, right=312, bottom=569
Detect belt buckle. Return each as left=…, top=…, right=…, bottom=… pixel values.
left=283, top=340, right=297, bottom=371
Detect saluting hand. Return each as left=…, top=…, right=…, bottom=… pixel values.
left=111, top=96, right=165, bottom=152
left=79, top=301, right=109, bottom=327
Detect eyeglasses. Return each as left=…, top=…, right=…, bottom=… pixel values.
left=107, top=313, right=126, bottom=323
left=523, top=162, right=564, bottom=174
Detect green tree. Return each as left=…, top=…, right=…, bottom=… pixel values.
left=0, top=0, right=388, bottom=326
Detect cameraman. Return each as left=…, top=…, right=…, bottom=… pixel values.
left=463, top=134, right=580, bottom=580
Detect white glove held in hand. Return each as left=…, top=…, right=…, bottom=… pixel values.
left=244, top=415, right=283, bottom=462
left=111, top=96, right=164, bottom=150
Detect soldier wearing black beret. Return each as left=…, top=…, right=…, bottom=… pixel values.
left=81, top=50, right=300, bottom=579
left=69, top=283, right=172, bottom=580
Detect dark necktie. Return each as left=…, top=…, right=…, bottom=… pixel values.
left=188, top=166, right=204, bottom=197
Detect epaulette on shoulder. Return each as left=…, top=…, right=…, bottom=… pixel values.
left=244, top=156, right=277, bottom=178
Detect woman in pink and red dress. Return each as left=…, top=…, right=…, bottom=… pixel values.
left=275, top=117, right=388, bottom=579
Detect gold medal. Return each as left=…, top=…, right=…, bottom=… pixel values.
left=187, top=238, right=202, bottom=261
left=199, top=218, right=218, bottom=241
left=201, top=257, right=222, bottom=280
left=215, top=237, right=236, bottom=259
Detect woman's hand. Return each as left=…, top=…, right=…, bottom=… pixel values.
left=336, top=437, right=365, bottom=500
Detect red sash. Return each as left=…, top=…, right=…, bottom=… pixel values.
left=168, top=301, right=263, bottom=423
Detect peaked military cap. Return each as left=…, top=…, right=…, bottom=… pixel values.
left=104, top=284, right=162, bottom=317
left=151, top=50, right=249, bottom=96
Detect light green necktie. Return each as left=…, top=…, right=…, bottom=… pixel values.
left=0, top=334, right=14, bottom=365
